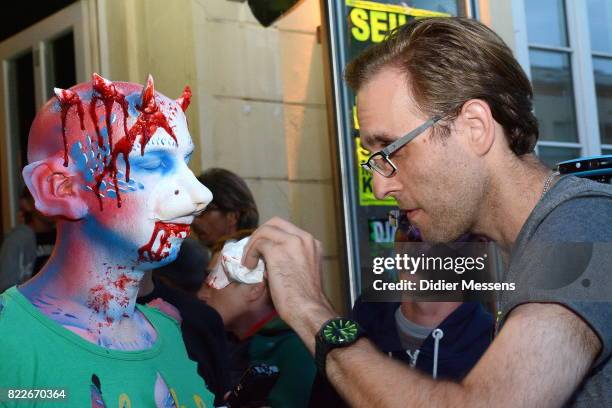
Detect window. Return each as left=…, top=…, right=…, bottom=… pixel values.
left=588, top=0, right=612, bottom=155
left=521, top=0, right=611, bottom=167
left=0, top=2, right=86, bottom=231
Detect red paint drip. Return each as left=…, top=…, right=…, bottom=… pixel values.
left=90, top=76, right=177, bottom=210
left=130, top=77, right=178, bottom=157
left=177, top=86, right=192, bottom=112
left=91, top=74, right=130, bottom=155
left=137, top=222, right=190, bottom=262
left=112, top=273, right=137, bottom=291
left=88, top=284, right=114, bottom=314
left=90, top=75, right=131, bottom=211
left=54, top=89, right=85, bottom=167
left=56, top=75, right=180, bottom=211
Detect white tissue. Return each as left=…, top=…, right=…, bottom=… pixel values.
left=206, top=237, right=265, bottom=289
left=221, top=237, right=265, bottom=284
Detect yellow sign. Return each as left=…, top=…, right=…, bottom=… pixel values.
left=356, top=138, right=397, bottom=206
left=347, top=0, right=449, bottom=43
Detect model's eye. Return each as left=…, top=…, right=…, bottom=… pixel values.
left=138, top=157, right=163, bottom=170
left=185, top=152, right=193, bottom=164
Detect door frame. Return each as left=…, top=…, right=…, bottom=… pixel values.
left=0, top=1, right=97, bottom=232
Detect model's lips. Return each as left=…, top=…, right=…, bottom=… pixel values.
left=138, top=222, right=190, bottom=262
left=161, top=215, right=194, bottom=225
left=160, top=222, right=191, bottom=235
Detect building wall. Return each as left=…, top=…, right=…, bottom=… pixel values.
left=98, top=0, right=347, bottom=310
left=99, top=0, right=202, bottom=173
left=191, top=0, right=345, bottom=311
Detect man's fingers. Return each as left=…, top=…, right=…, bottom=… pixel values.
left=263, top=217, right=320, bottom=255
left=242, top=232, right=284, bottom=269
left=242, top=222, right=299, bottom=266
left=264, top=217, right=309, bottom=237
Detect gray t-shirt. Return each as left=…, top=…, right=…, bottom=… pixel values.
left=499, top=176, right=611, bottom=407
left=394, top=306, right=434, bottom=363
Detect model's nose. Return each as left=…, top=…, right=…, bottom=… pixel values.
left=154, top=165, right=213, bottom=221
left=185, top=172, right=212, bottom=213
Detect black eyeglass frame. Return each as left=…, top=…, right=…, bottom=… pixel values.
left=360, top=116, right=441, bottom=177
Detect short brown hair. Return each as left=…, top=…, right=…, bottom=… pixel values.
left=345, top=17, right=538, bottom=156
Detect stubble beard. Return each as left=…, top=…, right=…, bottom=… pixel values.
left=416, top=169, right=485, bottom=244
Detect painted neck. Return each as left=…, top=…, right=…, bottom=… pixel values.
left=19, top=221, right=146, bottom=326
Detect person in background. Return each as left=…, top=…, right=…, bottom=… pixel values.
left=199, top=231, right=316, bottom=408
left=0, top=187, right=56, bottom=292
left=192, top=168, right=259, bottom=250
left=309, top=210, right=493, bottom=406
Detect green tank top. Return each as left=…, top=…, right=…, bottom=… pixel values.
left=0, top=286, right=215, bottom=407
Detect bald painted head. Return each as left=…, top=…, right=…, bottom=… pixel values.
left=23, top=74, right=212, bottom=267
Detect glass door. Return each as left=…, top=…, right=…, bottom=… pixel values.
left=0, top=1, right=89, bottom=232
left=322, top=0, right=475, bottom=305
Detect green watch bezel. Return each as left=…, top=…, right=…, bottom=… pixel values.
left=315, top=317, right=364, bottom=377
left=322, top=318, right=361, bottom=345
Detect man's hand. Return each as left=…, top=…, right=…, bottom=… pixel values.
left=242, top=217, right=336, bottom=350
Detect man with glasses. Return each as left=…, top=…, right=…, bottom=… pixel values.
left=242, top=17, right=611, bottom=407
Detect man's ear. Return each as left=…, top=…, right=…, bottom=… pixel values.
left=22, top=157, right=88, bottom=220
left=460, top=99, right=495, bottom=157
left=226, top=211, right=239, bottom=230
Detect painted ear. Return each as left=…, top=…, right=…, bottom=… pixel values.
left=22, top=157, right=88, bottom=220
left=140, top=74, right=157, bottom=113
left=175, top=86, right=192, bottom=112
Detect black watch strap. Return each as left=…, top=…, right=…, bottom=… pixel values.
left=315, top=317, right=365, bottom=378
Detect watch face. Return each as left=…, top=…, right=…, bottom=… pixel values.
left=323, top=319, right=359, bottom=345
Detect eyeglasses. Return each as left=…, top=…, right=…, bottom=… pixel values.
left=361, top=116, right=441, bottom=178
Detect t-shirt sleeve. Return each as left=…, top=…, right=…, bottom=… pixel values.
left=501, top=197, right=612, bottom=368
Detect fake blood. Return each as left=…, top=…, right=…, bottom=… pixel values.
left=54, top=74, right=179, bottom=210
left=55, top=89, right=85, bottom=167
left=88, top=284, right=114, bottom=314
left=177, top=86, right=192, bottom=112
left=90, top=74, right=130, bottom=158
left=138, top=222, right=190, bottom=262
left=112, top=273, right=137, bottom=291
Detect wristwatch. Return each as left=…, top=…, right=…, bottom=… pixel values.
left=315, top=317, right=365, bottom=377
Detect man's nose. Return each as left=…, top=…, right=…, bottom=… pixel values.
left=372, top=171, right=399, bottom=200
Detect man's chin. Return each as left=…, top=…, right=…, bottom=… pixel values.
left=416, top=223, right=458, bottom=244
left=423, top=230, right=467, bottom=244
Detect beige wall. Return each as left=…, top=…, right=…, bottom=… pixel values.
left=99, top=0, right=346, bottom=310
left=191, top=0, right=346, bottom=311
left=100, top=0, right=202, bottom=173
